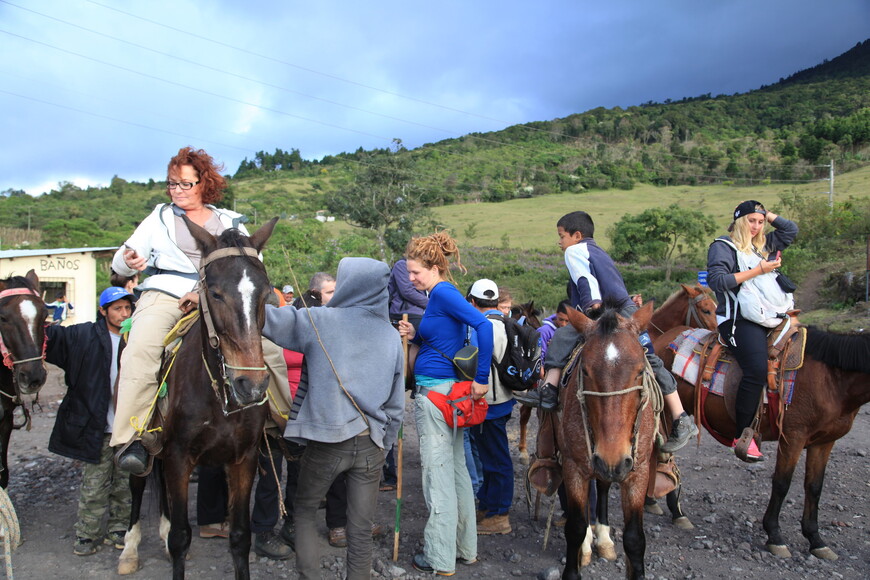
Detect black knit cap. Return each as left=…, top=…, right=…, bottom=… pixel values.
left=733, top=200, right=766, bottom=221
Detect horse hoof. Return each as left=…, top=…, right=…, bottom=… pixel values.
left=580, top=550, right=592, bottom=567
left=644, top=503, right=664, bottom=516
left=519, top=450, right=530, bottom=465
left=673, top=516, right=694, bottom=530
left=810, top=547, right=838, bottom=560
left=118, top=556, right=140, bottom=575
left=597, top=545, right=617, bottom=561
left=767, top=544, right=791, bottom=558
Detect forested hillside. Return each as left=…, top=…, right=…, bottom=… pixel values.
left=1, top=40, right=868, bottom=317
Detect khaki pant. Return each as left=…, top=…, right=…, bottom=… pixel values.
left=111, top=290, right=290, bottom=447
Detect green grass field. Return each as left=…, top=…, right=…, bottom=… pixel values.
left=423, top=165, right=870, bottom=250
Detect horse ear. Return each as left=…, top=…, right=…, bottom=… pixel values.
left=629, top=301, right=655, bottom=334
left=25, top=269, right=39, bottom=288
left=681, top=283, right=700, bottom=297
left=565, top=307, right=594, bottom=335
left=182, top=215, right=217, bottom=256
left=248, top=218, right=278, bottom=253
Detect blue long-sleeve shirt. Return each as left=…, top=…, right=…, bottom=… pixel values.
left=412, top=281, right=493, bottom=384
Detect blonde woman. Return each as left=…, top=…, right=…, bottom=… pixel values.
left=706, top=200, right=798, bottom=462
left=397, top=232, right=493, bottom=576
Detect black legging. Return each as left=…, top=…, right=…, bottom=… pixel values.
left=719, top=319, right=768, bottom=439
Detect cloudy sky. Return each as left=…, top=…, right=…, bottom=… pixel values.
left=1, top=0, right=867, bottom=196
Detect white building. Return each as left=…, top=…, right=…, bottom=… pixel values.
left=0, top=247, right=117, bottom=324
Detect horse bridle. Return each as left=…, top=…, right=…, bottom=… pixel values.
left=196, top=246, right=269, bottom=416
left=0, top=287, right=48, bottom=371
left=573, top=356, right=662, bottom=470
left=685, top=292, right=711, bottom=328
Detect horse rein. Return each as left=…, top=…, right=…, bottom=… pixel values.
left=573, top=358, right=662, bottom=470
left=196, top=246, right=269, bottom=415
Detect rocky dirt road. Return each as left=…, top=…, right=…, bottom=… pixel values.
left=5, top=364, right=869, bottom=579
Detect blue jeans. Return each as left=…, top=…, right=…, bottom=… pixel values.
left=469, top=413, right=514, bottom=516
left=294, top=436, right=383, bottom=580
left=463, top=429, right=483, bottom=494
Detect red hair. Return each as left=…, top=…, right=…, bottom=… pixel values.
left=406, top=231, right=465, bottom=285
left=167, top=147, right=226, bottom=205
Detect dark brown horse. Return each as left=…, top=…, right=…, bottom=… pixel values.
left=510, top=301, right=542, bottom=463
left=0, top=270, right=48, bottom=488
left=119, top=218, right=277, bottom=579
left=558, top=302, right=657, bottom=580
left=647, top=283, right=717, bottom=341
left=655, top=324, right=870, bottom=560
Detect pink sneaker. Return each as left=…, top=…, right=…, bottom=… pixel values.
left=731, top=438, right=764, bottom=462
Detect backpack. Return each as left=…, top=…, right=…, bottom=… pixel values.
left=486, top=314, right=542, bottom=391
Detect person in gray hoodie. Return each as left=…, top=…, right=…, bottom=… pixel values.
left=263, top=257, right=405, bottom=580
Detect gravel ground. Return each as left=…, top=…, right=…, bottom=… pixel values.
left=4, top=364, right=869, bottom=579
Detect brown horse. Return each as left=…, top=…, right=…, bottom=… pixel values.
left=655, top=324, right=870, bottom=560
left=0, top=270, right=48, bottom=488
left=558, top=302, right=657, bottom=580
left=119, top=218, right=277, bottom=579
left=647, top=283, right=717, bottom=342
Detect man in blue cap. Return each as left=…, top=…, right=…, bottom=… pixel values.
left=46, top=286, right=134, bottom=556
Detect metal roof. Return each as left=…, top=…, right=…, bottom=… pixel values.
left=0, top=247, right=118, bottom=259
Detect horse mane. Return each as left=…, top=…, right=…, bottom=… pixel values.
left=657, top=287, right=686, bottom=311
left=1, top=275, right=37, bottom=292
left=587, top=297, right=626, bottom=335
left=219, top=227, right=253, bottom=248
left=805, top=326, right=870, bottom=374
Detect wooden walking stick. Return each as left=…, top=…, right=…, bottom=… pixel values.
left=393, top=314, right=409, bottom=561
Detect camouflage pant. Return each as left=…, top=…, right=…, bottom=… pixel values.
left=75, top=434, right=132, bottom=540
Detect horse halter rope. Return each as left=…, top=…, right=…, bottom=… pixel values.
left=573, top=356, right=662, bottom=470
left=196, top=246, right=269, bottom=415
left=0, top=288, right=47, bottom=371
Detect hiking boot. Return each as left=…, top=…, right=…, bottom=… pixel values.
left=412, top=553, right=455, bottom=576
left=660, top=413, right=699, bottom=453
left=117, top=441, right=148, bottom=475
left=199, top=521, right=230, bottom=538
left=513, top=383, right=559, bottom=410
left=278, top=520, right=295, bottom=549
left=254, top=530, right=294, bottom=560
left=104, top=529, right=126, bottom=549
left=475, top=509, right=487, bottom=524
left=477, top=514, right=511, bottom=535
left=732, top=429, right=764, bottom=462
left=328, top=526, right=347, bottom=548
left=370, top=522, right=387, bottom=538
left=73, top=537, right=97, bottom=556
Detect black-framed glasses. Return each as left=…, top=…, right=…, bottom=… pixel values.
left=167, top=180, right=200, bottom=191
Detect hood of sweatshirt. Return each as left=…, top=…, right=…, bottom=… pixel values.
left=328, top=257, right=390, bottom=320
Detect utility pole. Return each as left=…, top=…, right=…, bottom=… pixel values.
left=828, top=159, right=834, bottom=210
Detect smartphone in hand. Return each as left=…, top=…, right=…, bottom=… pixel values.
left=767, top=250, right=781, bottom=262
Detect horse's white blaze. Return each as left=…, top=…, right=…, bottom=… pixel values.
left=18, top=300, right=39, bottom=344
left=237, top=269, right=256, bottom=331
left=605, top=342, right=620, bottom=364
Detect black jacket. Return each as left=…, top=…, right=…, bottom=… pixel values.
left=46, top=318, right=121, bottom=464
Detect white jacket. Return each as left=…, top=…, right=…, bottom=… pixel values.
left=112, top=203, right=249, bottom=298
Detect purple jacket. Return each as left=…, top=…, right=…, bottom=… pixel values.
left=388, top=259, right=429, bottom=318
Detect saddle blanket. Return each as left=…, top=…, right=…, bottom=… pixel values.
left=669, top=328, right=796, bottom=405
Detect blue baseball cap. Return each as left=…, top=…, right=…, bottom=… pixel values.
left=99, top=287, right=133, bottom=308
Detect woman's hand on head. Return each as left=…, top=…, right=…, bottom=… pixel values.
left=472, top=381, right=488, bottom=400
left=397, top=319, right=415, bottom=340
left=123, top=248, right=147, bottom=271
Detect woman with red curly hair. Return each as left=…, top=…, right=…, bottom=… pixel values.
left=397, top=231, right=493, bottom=576
left=109, top=147, right=289, bottom=478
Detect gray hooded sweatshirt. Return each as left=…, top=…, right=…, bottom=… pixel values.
left=263, top=257, right=405, bottom=450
